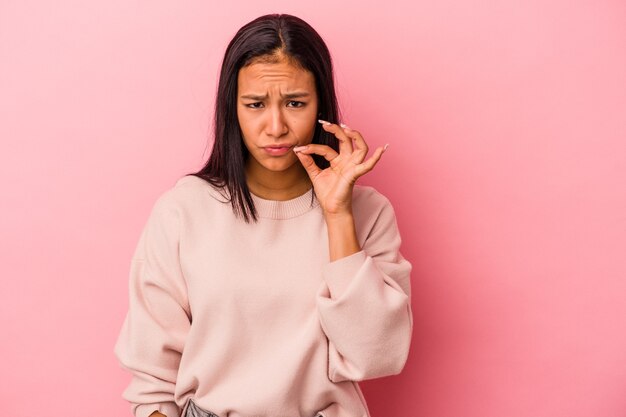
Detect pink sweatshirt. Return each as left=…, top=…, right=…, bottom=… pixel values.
left=114, top=175, right=413, bottom=417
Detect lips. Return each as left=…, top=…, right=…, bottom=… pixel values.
left=262, top=144, right=294, bottom=156
left=264, top=144, right=294, bottom=149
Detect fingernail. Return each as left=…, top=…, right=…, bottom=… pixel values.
left=318, top=119, right=331, bottom=125
left=383, top=143, right=389, bottom=151
left=340, top=123, right=351, bottom=130
left=293, top=145, right=308, bottom=152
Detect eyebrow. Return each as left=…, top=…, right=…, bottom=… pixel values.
left=240, top=92, right=311, bottom=100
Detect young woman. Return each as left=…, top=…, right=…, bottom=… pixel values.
left=114, top=13, right=413, bottom=417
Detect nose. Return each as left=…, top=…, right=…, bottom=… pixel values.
left=265, top=106, right=288, bottom=138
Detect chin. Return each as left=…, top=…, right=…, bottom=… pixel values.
left=262, top=160, right=298, bottom=172
left=247, top=152, right=301, bottom=174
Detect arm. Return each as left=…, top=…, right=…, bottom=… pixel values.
left=325, top=213, right=361, bottom=261
left=294, top=120, right=411, bottom=382
left=316, top=196, right=413, bottom=383
left=114, top=194, right=191, bottom=417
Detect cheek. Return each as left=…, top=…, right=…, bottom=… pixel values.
left=237, top=112, right=257, bottom=138
left=237, top=107, right=247, bottom=128
left=237, top=117, right=253, bottom=150
left=295, top=108, right=317, bottom=132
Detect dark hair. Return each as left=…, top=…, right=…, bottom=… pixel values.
left=185, top=13, right=341, bottom=223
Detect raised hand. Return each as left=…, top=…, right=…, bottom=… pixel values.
left=294, top=120, right=388, bottom=217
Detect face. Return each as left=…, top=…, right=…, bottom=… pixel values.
left=237, top=57, right=319, bottom=177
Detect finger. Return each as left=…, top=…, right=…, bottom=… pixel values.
left=354, top=144, right=387, bottom=177
left=340, top=124, right=368, bottom=163
left=294, top=149, right=322, bottom=180
left=293, top=143, right=341, bottom=165
left=319, top=120, right=353, bottom=154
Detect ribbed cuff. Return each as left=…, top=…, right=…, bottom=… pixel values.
left=322, top=250, right=368, bottom=299
left=135, top=402, right=180, bottom=417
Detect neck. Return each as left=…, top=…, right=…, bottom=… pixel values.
left=245, top=159, right=312, bottom=201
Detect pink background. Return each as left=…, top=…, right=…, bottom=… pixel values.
left=1, top=1, right=625, bottom=416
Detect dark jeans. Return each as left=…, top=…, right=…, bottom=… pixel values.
left=184, top=399, right=219, bottom=417
left=183, top=398, right=323, bottom=417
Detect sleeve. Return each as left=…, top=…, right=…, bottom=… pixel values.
left=315, top=195, right=413, bottom=383
left=114, top=194, right=191, bottom=417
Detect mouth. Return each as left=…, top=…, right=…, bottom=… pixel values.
left=262, top=144, right=294, bottom=156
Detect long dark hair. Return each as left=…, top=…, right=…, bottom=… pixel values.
left=185, top=13, right=341, bottom=223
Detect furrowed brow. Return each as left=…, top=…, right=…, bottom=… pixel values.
left=240, top=94, right=267, bottom=100
left=283, top=92, right=310, bottom=99
left=240, top=92, right=311, bottom=100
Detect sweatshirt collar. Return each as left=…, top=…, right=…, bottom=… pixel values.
left=250, top=187, right=320, bottom=219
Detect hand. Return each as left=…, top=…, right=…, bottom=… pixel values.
left=294, top=120, right=388, bottom=216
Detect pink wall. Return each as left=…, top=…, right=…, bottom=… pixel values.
left=1, top=1, right=625, bottom=416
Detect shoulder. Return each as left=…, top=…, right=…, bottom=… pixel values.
left=174, top=174, right=229, bottom=201
left=350, top=184, right=400, bottom=241
left=349, top=184, right=405, bottom=254
left=352, top=183, right=394, bottom=216
left=156, top=175, right=229, bottom=206
left=147, top=175, right=230, bottom=222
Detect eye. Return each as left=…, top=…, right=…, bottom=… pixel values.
left=246, top=102, right=264, bottom=109
left=287, top=101, right=305, bottom=108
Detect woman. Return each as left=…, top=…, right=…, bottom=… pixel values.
left=114, top=13, right=413, bottom=417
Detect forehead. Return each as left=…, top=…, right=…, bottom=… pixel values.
left=237, top=60, right=315, bottom=92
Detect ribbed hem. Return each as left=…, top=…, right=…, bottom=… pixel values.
left=250, top=187, right=320, bottom=219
